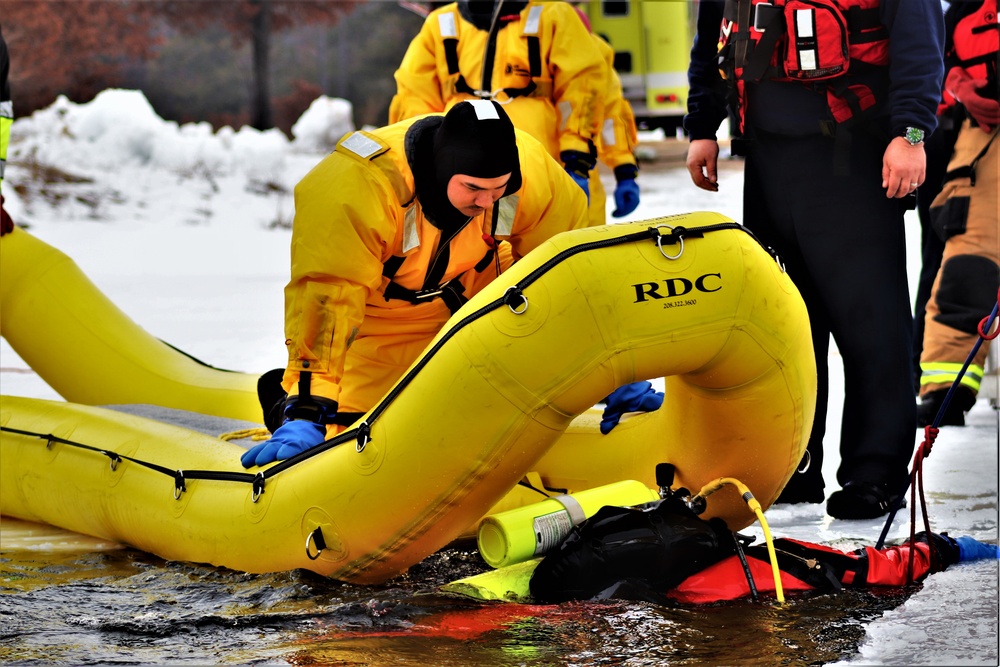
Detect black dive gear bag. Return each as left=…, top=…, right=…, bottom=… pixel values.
left=529, top=494, right=734, bottom=603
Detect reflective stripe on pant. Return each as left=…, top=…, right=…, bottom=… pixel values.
left=920, top=361, right=984, bottom=392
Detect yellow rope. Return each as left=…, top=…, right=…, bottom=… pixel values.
left=218, top=427, right=271, bottom=442
left=694, top=476, right=785, bottom=604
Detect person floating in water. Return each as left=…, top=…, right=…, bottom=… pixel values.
left=529, top=493, right=998, bottom=605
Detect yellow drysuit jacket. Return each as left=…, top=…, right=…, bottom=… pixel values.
left=389, top=1, right=605, bottom=167
left=282, top=115, right=589, bottom=422
left=587, top=32, right=639, bottom=224
left=593, top=34, right=638, bottom=176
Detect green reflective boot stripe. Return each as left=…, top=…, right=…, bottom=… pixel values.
left=920, top=362, right=984, bottom=392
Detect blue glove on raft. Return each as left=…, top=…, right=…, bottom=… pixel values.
left=611, top=178, right=640, bottom=217
left=240, top=419, right=327, bottom=468
left=600, top=381, right=664, bottom=434
left=566, top=168, right=590, bottom=203
left=956, top=536, right=1000, bottom=561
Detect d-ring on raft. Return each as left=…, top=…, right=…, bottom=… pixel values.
left=0, top=212, right=816, bottom=583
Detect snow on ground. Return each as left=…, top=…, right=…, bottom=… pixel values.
left=1, top=90, right=997, bottom=665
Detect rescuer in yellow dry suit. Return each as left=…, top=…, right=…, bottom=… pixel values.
left=240, top=99, right=589, bottom=468
left=388, top=1, right=609, bottom=225
left=574, top=6, right=641, bottom=220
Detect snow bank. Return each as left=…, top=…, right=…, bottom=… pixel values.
left=10, top=89, right=353, bottom=182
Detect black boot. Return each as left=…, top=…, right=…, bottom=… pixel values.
left=916, top=386, right=977, bottom=427
left=827, top=481, right=904, bottom=520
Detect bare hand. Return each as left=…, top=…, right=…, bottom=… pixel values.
left=687, top=139, right=720, bottom=192
left=882, top=137, right=926, bottom=198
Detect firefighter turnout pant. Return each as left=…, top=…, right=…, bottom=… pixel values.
left=920, top=121, right=1000, bottom=399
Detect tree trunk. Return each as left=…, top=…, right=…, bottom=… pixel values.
left=250, top=0, right=272, bottom=130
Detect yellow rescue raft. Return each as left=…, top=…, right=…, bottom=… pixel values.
left=0, top=225, right=261, bottom=422
left=0, top=213, right=816, bottom=583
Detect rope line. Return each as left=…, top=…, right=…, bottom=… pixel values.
left=218, top=427, right=271, bottom=442
left=875, top=288, right=1000, bottom=552
left=3, top=426, right=178, bottom=478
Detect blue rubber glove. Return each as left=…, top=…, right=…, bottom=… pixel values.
left=240, top=420, right=327, bottom=468
left=956, top=536, right=1000, bottom=561
left=600, top=381, right=664, bottom=434
left=566, top=168, right=590, bottom=203
left=611, top=178, right=640, bottom=218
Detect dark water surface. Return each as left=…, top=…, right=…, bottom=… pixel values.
left=1, top=524, right=917, bottom=667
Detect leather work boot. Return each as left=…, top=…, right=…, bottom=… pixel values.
left=826, top=481, right=905, bottom=520
left=916, top=386, right=977, bottom=427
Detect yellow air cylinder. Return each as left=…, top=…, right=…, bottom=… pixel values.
left=477, top=479, right=659, bottom=568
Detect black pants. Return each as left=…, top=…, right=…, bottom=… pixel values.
left=743, top=129, right=917, bottom=493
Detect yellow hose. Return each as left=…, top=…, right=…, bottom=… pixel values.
left=694, top=477, right=785, bottom=604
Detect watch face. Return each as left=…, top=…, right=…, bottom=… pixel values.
left=905, top=127, right=925, bottom=145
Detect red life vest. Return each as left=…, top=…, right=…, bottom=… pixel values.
left=718, top=0, right=890, bottom=134
left=941, top=0, right=999, bottom=110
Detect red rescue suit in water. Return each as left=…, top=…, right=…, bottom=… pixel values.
left=668, top=533, right=955, bottom=604
left=529, top=496, right=982, bottom=604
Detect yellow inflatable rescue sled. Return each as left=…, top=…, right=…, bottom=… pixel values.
left=0, top=226, right=261, bottom=422
left=1, top=213, right=816, bottom=583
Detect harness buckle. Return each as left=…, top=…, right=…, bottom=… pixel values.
left=489, top=88, right=514, bottom=105
left=753, top=2, right=777, bottom=32
left=413, top=287, right=444, bottom=300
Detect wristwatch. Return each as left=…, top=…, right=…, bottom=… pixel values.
left=902, top=127, right=926, bottom=146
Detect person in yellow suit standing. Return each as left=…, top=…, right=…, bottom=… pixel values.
left=389, top=0, right=613, bottom=225
left=573, top=5, right=641, bottom=220
left=242, top=100, right=590, bottom=467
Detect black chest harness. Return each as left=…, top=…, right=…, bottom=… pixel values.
left=381, top=203, right=503, bottom=315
